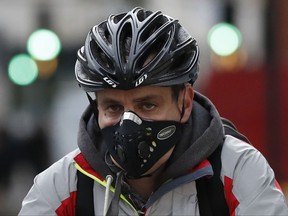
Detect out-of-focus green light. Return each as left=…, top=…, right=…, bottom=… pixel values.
left=8, top=54, right=38, bottom=86
left=27, top=29, right=61, bottom=61
left=208, top=22, right=242, bottom=56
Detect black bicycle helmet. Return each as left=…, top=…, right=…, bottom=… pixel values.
left=75, top=7, right=199, bottom=92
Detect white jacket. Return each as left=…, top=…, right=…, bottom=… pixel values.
left=19, top=135, right=288, bottom=215
left=19, top=92, right=288, bottom=215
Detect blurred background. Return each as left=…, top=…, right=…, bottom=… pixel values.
left=0, top=0, right=287, bottom=214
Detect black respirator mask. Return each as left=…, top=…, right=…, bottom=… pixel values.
left=101, top=111, right=183, bottom=179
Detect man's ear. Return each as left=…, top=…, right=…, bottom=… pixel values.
left=179, top=84, right=194, bottom=123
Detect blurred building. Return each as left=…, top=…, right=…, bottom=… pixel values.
left=0, top=0, right=287, bottom=214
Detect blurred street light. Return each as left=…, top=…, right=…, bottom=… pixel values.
left=208, top=22, right=242, bottom=56
left=8, top=54, right=38, bottom=86
left=27, top=29, right=61, bottom=61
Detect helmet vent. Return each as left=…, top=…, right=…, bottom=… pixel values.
left=112, top=14, right=126, bottom=24
left=170, top=49, right=194, bottom=72
left=140, top=16, right=168, bottom=44
left=136, top=9, right=153, bottom=22
left=137, top=33, right=168, bottom=69
left=119, top=23, right=132, bottom=67
left=97, top=23, right=112, bottom=46
left=90, top=39, right=114, bottom=72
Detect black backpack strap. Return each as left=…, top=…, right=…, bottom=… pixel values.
left=196, top=143, right=230, bottom=216
left=76, top=170, right=95, bottom=216
left=220, top=117, right=250, bottom=144
left=196, top=117, right=250, bottom=216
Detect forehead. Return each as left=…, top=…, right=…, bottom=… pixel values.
left=96, top=86, right=172, bottom=102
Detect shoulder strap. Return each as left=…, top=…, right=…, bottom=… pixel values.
left=76, top=170, right=95, bottom=216
left=196, top=143, right=230, bottom=216
left=196, top=117, right=250, bottom=216
left=221, top=117, right=250, bottom=144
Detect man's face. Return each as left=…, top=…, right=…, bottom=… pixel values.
left=96, top=86, right=186, bottom=129
left=96, top=85, right=193, bottom=176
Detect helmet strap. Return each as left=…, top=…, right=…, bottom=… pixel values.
left=179, top=87, right=187, bottom=122
left=86, top=92, right=99, bottom=119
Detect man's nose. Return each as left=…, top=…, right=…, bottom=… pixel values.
left=120, top=111, right=142, bottom=125
left=123, top=104, right=135, bottom=112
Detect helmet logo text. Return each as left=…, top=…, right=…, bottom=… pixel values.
left=103, top=77, right=117, bottom=88
left=135, top=74, right=148, bottom=87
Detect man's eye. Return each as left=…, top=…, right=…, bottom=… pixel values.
left=142, top=103, right=156, bottom=111
left=107, top=105, right=123, bottom=113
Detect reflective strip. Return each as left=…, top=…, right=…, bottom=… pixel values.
left=74, top=162, right=107, bottom=187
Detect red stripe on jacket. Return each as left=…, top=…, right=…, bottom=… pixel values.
left=55, top=191, right=77, bottom=216
left=224, top=176, right=239, bottom=216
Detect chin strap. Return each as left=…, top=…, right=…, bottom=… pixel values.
left=179, top=86, right=187, bottom=122
left=86, top=92, right=99, bottom=118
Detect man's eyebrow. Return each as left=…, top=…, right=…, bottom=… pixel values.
left=97, top=98, right=121, bottom=105
left=98, top=94, right=163, bottom=105
left=132, top=94, right=163, bottom=102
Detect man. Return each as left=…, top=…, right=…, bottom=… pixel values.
left=19, top=7, right=288, bottom=215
